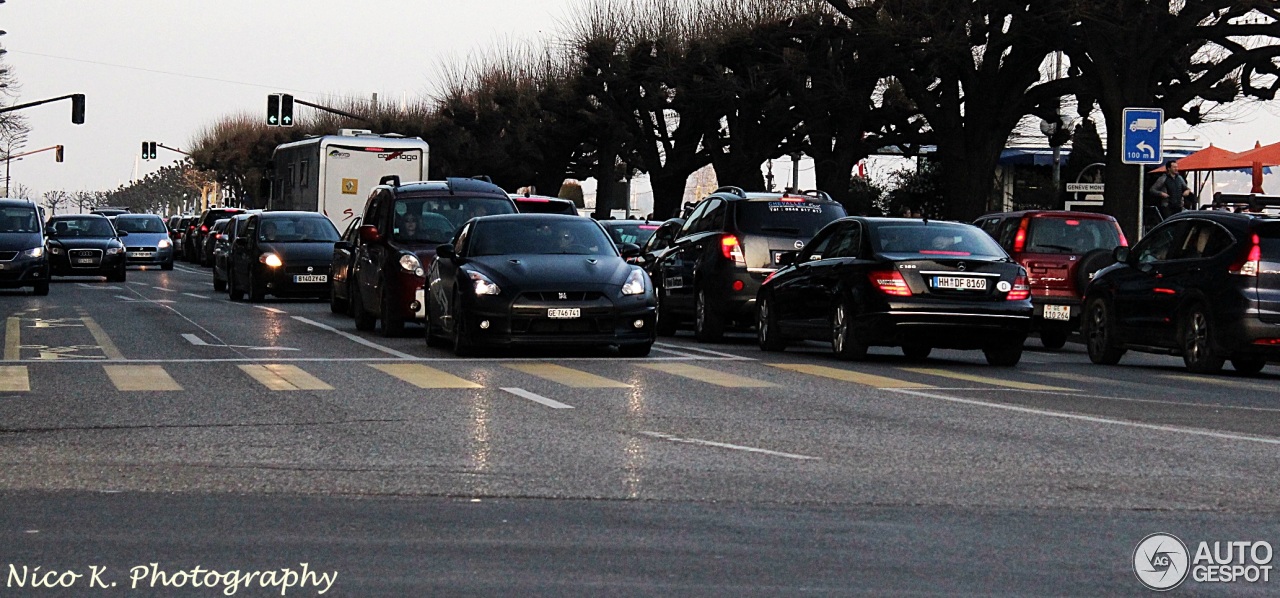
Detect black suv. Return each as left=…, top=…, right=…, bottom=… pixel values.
left=187, top=207, right=244, bottom=265
left=0, top=198, right=50, bottom=294
left=1083, top=210, right=1280, bottom=374
left=649, top=187, right=847, bottom=341
left=345, top=176, right=518, bottom=336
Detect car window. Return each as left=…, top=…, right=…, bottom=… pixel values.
left=801, top=225, right=837, bottom=261
left=604, top=223, right=658, bottom=246
left=1133, top=222, right=1191, bottom=263
left=49, top=217, right=116, bottom=238
left=678, top=201, right=710, bottom=238
left=870, top=222, right=1006, bottom=258
left=735, top=200, right=847, bottom=238
left=1174, top=221, right=1233, bottom=260
left=393, top=196, right=516, bottom=243
left=996, top=218, right=1021, bottom=251
left=469, top=219, right=616, bottom=257
left=341, top=217, right=362, bottom=244
left=1026, top=217, right=1122, bottom=254
left=0, top=207, right=40, bottom=233
left=825, top=222, right=863, bottom=259
left=698, top=199, right=726, bottom=234
left=257, top=216, right=340, bottom=243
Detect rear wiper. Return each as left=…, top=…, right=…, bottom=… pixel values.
left=758, top=226, right=802, bottom=234
left=1032, top=244, right=1073, bottom=251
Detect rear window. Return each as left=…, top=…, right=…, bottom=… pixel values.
left=114, top=216, right=167, bottom=233
left=204, top=209, right=243, bottom=224
left=257, top=216, right=340, bottom=243
left=515, top=198, right=578, bottom=215
left=603, top=223, right=659, bottom=246
left=1025, top=217, right=1122, bottom=254
left=1255, top=223, right=1280, bottom=258
left=870, top=222, right=1007, bottom=258
left=736, top=201, right=847, bottom=237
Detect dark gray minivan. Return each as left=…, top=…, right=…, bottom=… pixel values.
left=0, top=198, right=50, bottom=295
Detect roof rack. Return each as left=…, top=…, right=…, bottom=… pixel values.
left=801, top=189, right=834, bottom=203
left=379, top=175, right=401, bottom=187
left=714, top=186, right=746, bottom=198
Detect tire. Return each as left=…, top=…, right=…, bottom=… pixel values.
left=32, top=282, right=48, bottom=296
left=425, top=298, right=445, bottom=348
left=247, top=268, right=265, bottom=302
left=352, top=286, right=376, bottom=331
left=831, top=301, right=868, bottom=360
left=1181, top=305, right=1225, bottom=374
left=1232, top=358, right=1267, bottom=375
left=1083, top=297, right=1125, bottom=365
left=213, top=275, right=226, bottom=292
left=757, top=295, right=786, bottom=352
left=1074, top=248, right=1116, bottom=294
left=329, top=281, right=349, bottom=314
left=655, top=287, right=678, bottom=337
left=380, top=290, right=406, bottom=337
left=161, top=261, right=174, bottom=271
left=451, top=297, right=474, bottom=357
left=902, top=345, right=932, bottom=361
left=228, top=270, right=244, bottom=301
left=1039, top=329, right=1068, bottom=350
left=984, top=344, right=1023, bottom=366
left=693, top=288, right=725, bottom=343
left=618, top=342, right=652, bottom=357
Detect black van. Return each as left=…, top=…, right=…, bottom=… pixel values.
left=0, top=198, right=50, bottom=295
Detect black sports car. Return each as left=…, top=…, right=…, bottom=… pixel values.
left=757, top=217, right=1032, bottom=365
left=45, top=214, right=128, bottom=282
left=426, top=214, right=656, bottom=356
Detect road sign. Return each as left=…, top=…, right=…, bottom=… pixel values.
left=1122, top=108, right=1163, bottom=165
left=1065, top=183, right=1105, bottom=193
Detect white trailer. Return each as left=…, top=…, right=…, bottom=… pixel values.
left=269, top=130, right=429, bottom=229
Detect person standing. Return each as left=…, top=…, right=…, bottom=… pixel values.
left=1150, top=160, right=1194, bottom=217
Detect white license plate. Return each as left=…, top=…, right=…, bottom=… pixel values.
left=128, top=252, right=154, bottom=258
left=547, top=308, right=581, bottom=319
left=664, top=276, right=684, bottom=289
left=1044, top=305, right=1071, bottom=321
left=933, top=276, right=986, bottom=291
left=293, top=274, right=327, bottom=283
left=74, top=258, right=94, bottom=264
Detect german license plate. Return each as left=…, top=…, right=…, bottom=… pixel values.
left=293, top=274, right=327, bottom=283
left=1044, top=305, right=1071, bottom=321
left=128, top=252, right=153, bottom=258
left=933, top=276, right=986, bottom=290
left=74, top=258, right=94, bottom=264
left=547, top=308, right=581, bottom=319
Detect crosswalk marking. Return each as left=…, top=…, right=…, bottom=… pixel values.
left=103, top=365, right=183, bottom=391
left=0, top=366, right=29, bottom=391
left=768, top=363, right=935, bottom=389
left=4, top=317, right=19, bottom=361
left=505, top=363, right=630, bottom=388
left=899, top=367, right=1075, bottom=392
left=370, top=363, right=481, bottom=388
left=639, top=363, right=777, bottom=388
left=239, top=364, right=333, bottom=391
left=1157, top=374, right=1278, bottom=393
left=81, top=317, right=126, bottom=360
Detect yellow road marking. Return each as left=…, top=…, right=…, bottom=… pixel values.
left=768, top=363, right=935, bottom=389
left=81, top=317, right=125, bottom=360
left=239, top=364, right=333, bottom=391
left=1157, top=374, right=1278, bottom=393
left=4, top=317, right=19, bottom=360
left=639, top=363, right=777, bottom=388
left=371, top=363, right=481, bottom=388
left=900, top=367, right=1075, bottom=392
left=0, top=366, right=29, bottom=391
left=104, top=365, right=182, bottom=391
left=505, top=363, right=630, bottom=388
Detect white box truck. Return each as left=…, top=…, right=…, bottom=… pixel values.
left=269, top=130, right=430, bottom=229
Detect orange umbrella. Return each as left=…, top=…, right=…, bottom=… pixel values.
left=1152, top=144, right=1253, bottom=172
left=1233, top=140, right=1280, bottom=167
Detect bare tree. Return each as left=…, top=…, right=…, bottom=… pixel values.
left=41, top=189, right=68, bottom=215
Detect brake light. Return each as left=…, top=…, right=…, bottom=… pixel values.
left=721, top=235, right=745, bottom=264
left=1230, top=234, right=1261, bottom=276
left=216, top=233, right=224, bottom=240
left=869, top=270, right=911, bottom=296
left=639, top=225, right=659, bottom=230
left=520, top=198, right=550, bottom=203
left=365, top=147, right=385, bottom=152
left=1252, top=338, right=1280, bottom=346
left=777, top=196, right=806, bottom=203
left=1065, top=220, right=1080, bottom=226
left=1006, top=274, right=1030, bottom=301
left=200, top=225, right=209, bottom=233
left=1012, top=218, right=1029, bottom=253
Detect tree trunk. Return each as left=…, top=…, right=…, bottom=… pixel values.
left=710, top=154, right=766, bottom=192
left=649, top=172, right=688, bottom=220
left=936, top=139, right=1003, bottom=221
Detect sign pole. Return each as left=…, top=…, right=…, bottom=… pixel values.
left=1137, top=168, right=1145, bottom=239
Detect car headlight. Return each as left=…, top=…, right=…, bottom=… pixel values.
left=158, top=238, right=172, bottom=249
left=468, top=270, right=500, bottom=296
left=105, top=245, right=123, bottom=255
left=20, top=247, right=43, bottom=259
left=48, top=246, right=62, bottom=255
left=259, top=253, right=284, bottom=267
left=621, top=267, right=647, bottom=296
left=399, top=253, right=424, bottom=277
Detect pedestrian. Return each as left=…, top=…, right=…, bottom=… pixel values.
left=1149, top=160, right=1194, bottom=217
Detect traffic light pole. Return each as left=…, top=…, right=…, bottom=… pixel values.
left=291, top=98, right=373, bottom=125
left=0, top=93, right=86, bottom=124
left=4, top=145, right=65, bottom=197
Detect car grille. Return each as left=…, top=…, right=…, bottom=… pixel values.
left=519, top=291, right=605, bottom=302
left=513, top=317, right=615, bottom=335
left=126, top=246, right=157, bottom=252
left=0, top=251, right=16, bottom=261
left=69, top=248, right=103, bottom=268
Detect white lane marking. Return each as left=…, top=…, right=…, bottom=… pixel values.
left=653, top=342, right=754, bottom=360
left=182, top=293, right=209, bottom=299
left=649, top=345, right=705, bottom=358
left=114, top=295, right=135, bottom=301
left=291, top=316, right=416, bottom=359
left=77, top=283, right=122, bottom=290
left=115, top=295, right=174, bottom=304
left=889, top=388, right=1280, bottom=447
left=179, top=332, right=298, bottom=351
left=501, top=387, right=574, bottom=409
left=254, top=306, right=286, bottom=314
left=172, top=265, right=205, bottom=275
left=128, top=281, right=148, bottom=286
left=639, top=431, right=820, bottom=461
left=151, top=286, right=177, bottom=293
left=181, top=333, right=208, bottom=346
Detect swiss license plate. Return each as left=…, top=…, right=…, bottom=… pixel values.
left=74, top=258, right=94, bottom=264
left=933, top=276, right=986, bottom=291
left=1044, top=305, right=1071, bottom=321
left=293, top=274, right=327, bottom=283
left=772, top=250, right=789, bottom=264
left=128, top=252, right=153, bottom=258
left=547, top=308, right=581, bottom=319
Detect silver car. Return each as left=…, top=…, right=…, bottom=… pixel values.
left=111, top=214, right=175, bottom=270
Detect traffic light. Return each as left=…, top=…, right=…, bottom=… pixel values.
left=267, top=93, right=281, bottom=126
left=70, top=94, right=85, bottom=125
left=55, top=145, right=63, bottom=163
left=141, top=141, right=149, bottom=161
left=280, top=94, right=294, bottom=127
left=148, top=141, right=157, bottom=160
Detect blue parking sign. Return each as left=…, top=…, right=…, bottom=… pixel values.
left=1122, top=108, right=1164, bottom=165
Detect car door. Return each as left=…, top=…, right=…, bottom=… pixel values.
left=1111, top=220, right=1193, bottom=345
left=769, top=222, right=841, bottom=339
left=352, top=191, right=387, bottom=311
left=332, top=216, right=361, bottom=300
left=431, top=221, right=472, bottom=333
left=660, top=200, right=712, bottom=313
left=232, top=215, right=259, bottom=283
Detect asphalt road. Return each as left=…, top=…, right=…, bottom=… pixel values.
left=1, top=264, right=1278, bottom=596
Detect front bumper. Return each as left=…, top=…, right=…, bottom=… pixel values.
left=49, top=250, right=125, bottom=276
left=0, top=256, right=49, bottom=287
left=125, top=246, right=174, bottom=265
left=462, top=293, right=657, bottom=347
left=259, top=263, right=332, bottom=298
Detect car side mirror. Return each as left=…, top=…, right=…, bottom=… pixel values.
left=334, top=240, right=352, bottom=252
left=777, top=250, right=797, bottom=267
left=618, top=242, right=642, bottom=258
left=358, top=225, right=381, bottom=244
left=44, top=227, right=56, bottom=237
left=1112, top=246, right=1130, bottom=264
left=436, top=243, right=456, bottom=261
left=116, top=230, right=129, bottom=237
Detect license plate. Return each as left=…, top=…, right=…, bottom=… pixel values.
left=74, top=258, right=94, bottom=264
left=293, top=274, right=327, bottom=283
left=547, top=308, right=581, bottom=319
left=1044, top=305, right=1071, bottom=321
left=933, top=276, right=986, bottom=290
left=128, top=252, right=154, bottom=258
left=664, top=275, right=684, bottom=289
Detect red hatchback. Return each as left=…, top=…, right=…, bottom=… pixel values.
left=975, top=210, right=1126, bottom=348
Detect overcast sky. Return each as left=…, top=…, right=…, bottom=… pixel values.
left=5, top=0, right=1280, bottom=202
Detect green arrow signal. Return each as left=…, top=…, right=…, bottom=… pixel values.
left=282, top=116, right=291, bottom=125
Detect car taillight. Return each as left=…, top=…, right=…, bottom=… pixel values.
left=216, top=233, right=224, bottom=240
left=721, top=235, right=744, bottom=264
left=869, top=270, right=911, bottom=297
left=1012, top=218, right=1029, bottom=253
left=1006, top=274, right=1030, bottom=301
left=1230, top=234, right=1261, bottom=277
left=200, top=225, right=209, bottom=233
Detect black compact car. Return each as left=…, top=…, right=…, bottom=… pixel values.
left=191, top=207, right=245, bottom=266
left=226, top=211, right=340, bottom=302
left=344, top=176, right=518, bottom=336
left=511, top=194, right=579, bottom=215
left=758, top=218, right=1033, bottom=365
left=45, top=214, right=128, bottom=282
left=426, top=214, right=656, bottom=356
left=600, top=219, right=660, bottom=261
left=0, top=199, right=50, bottom=294
left=213, top=214, right=252, bottom=292
left=1083, top=210, right=1280, bottom=374
left=651, top=187, right=847, bottom=341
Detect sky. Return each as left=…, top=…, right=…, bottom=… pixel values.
left=5, top=0, right=1280, bottom=206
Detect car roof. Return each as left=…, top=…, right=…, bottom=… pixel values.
left=709, top=186, right=839, bottom=204
left=477, top=213, right=591, bottom=223
left=0, top=198, right=39, bottom=208
left=256, top=211, right=332, bottom=218
left=49, top=213, right=108, bottom=220
left=979, top=209, right=1118, bottom=221
left=386, top=177, right=510, bottom=198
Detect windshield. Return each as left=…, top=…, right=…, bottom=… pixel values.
left=470, top=218, right=616, bottom=257
left=394, top=196, right=516, bottom=244
left=1026, top=217, right=1122, bottom=254
left=603, top=222, right=659, bottom=246
left=736, top=201, right=847, bottom=237
left=0, top=207, right=40, bottom=233
left=113, top=216, right=167, bottom=233
left=871, top=222, right=1008, bottom=258
left=257, top=216, right=340, bottom=243
left=49, top=217, right=117, bottom=238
